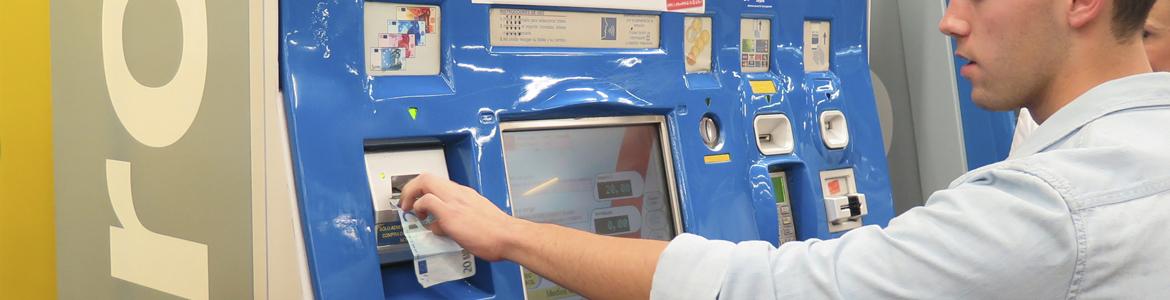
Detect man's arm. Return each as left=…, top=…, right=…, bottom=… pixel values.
left=399, top=173, right=667, bottom=299
left=403, top=163, right=1082, bottom=299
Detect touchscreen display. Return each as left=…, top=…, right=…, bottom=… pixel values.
left=503, top=122, right=677, bottom=300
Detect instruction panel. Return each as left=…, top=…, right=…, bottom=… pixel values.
left=365, top=2, right=441, bottom=76
left=490, top=8, right=660, bottom=49
left=740, top=18, right=771, bottom=73
left=472, top=0, right=704, bottom=14
left=804, top=20, right=831, bottom=72
left=684, top=17, right=712, bottom=73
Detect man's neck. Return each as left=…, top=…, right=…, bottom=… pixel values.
left=1028, top=40, right=1153, bottom=124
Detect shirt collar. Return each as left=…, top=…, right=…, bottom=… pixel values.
left=1008, top=72, right=1170, bottom=159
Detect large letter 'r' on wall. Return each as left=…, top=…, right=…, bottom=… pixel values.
left=107, top=159, right=209, bottom=300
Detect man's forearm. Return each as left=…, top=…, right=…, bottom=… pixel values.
left=503, top=219, right=669, bottom=299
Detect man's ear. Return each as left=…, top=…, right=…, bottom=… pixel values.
left=1068, top=0, right=1105, bottom=29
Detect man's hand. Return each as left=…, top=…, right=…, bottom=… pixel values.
left=398, top=173, right=526, bottom=261
left=399, top=173, right=667, bottom=299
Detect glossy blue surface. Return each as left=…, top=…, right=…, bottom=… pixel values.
left=280, top=0, right=893, bottom=299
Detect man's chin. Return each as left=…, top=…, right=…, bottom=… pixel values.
left=970, top=91, right=1021, bottom=112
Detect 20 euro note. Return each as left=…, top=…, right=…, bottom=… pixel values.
left=397, top=206, right=476, bottom=287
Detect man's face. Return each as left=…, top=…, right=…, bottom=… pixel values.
left=1146, top=0, right=1170, bottom=72
left=940, top=0, right=1069, bottom=111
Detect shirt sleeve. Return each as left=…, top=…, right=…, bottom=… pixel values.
left=650, top=167, right=1079, bottom=299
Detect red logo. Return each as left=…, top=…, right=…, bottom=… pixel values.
left=666, top=0, right=703, bottom=11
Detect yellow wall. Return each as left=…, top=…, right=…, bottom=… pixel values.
left=0, top=0, right=56, bottom=298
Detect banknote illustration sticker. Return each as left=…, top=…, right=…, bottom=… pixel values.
left=365, top=3, right=441, bottom=76
left=601, top=17, right=617, bottom=40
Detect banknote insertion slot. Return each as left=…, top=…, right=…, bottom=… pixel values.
left=363, top=145, right=450, bottom=264
left=363, top=141, right=483, bottom=289
left=500, top=116, right=682, bottom=299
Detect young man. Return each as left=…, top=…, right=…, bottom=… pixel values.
left=401, top=0, right=1169, bottom=298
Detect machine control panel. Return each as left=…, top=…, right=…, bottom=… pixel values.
left=771, top=171, right=797, bottom=244
left=280, top=0, right=896, bottom=297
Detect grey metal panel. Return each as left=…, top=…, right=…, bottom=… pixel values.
left=897, top=0, right=969, bottom=201
left=258, top=0, right=314, bottom=297
left=870, top=0, right=927, bottom=214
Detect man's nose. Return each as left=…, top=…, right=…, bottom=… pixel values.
left=939, top=10, right=971, bottom=37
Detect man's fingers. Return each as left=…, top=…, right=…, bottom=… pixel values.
left=400, top=173, right=437, bottom=211
left=411, top=193, right=449, bottom=228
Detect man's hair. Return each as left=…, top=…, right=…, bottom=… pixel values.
left=1113, top=0, right=1157, bottom=41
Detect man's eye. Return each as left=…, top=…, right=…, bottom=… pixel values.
left=1144, top=30, right=1153, bottom=39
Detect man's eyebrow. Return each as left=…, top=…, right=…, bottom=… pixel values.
left=1150, top=19, right=1170, bottom=31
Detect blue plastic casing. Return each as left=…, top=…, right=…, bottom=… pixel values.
left=280, top=0, right=893, bottom=298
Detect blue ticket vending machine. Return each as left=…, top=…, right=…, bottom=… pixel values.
left=280, top=0, right=893, bottom=298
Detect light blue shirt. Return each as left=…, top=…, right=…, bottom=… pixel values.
left=651, top=73, right=1170, bottom=299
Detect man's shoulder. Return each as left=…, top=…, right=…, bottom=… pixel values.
left=965, top=107, right=1170, bottom=210
left=1073, top=104, right=1170, bottom=148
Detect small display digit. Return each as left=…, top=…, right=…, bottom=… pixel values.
left=596, top=180, right=634, bottom=199
left=594, top=215, right=631, bottom=235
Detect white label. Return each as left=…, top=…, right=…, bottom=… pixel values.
left=365, top=3, right=441, bottom=76
left=473, top=0, right=704, bottom=14
left=490, top=9, right=660, bottom=49
left=804, top=20, right=831, bottom=72
left=683, top=17, right=712, bottom=73
left=740, top=18, right=770, bottom=73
